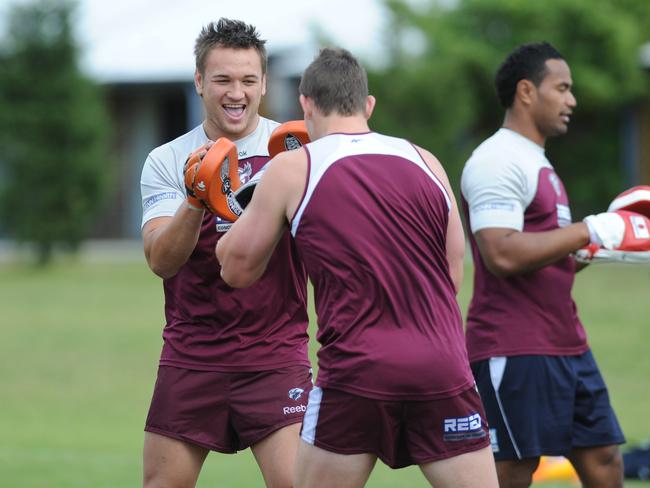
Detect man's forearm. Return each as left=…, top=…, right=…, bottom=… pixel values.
left=144, top=204, right=205, bottom=278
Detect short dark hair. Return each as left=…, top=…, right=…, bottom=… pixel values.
left=495, top=42, right=565, bottom=108
left=194, top=18, right=267, bottom=75
left=299, top=48, right=368, bottom=116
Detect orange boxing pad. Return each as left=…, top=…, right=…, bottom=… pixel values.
left=192, top=137, right=243, bottom=221
left=608, top=185, right=650, bottom=218
left=267, top=120, right=310, bottom=157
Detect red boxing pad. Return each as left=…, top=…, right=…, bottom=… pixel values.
left=576, top=210, right=650, bottom=263
left=607, top=185, right=650, bottom=218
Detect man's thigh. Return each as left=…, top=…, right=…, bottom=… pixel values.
left=251, top=423, right=304, bottom=488
left=419, top=445, right=498, bottom=488
left=294, top=440, right=377, bottom=488
left=143, top=431, right=208, bottom=488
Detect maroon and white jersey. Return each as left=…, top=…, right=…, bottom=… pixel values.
left=291, top=132, right=474, bottom=401
left=461, top=128, right=589, bottom=363
left=141, top=118, right=310, bottom=372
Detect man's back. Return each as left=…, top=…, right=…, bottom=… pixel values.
left=291, top=132, right=473, bottom=400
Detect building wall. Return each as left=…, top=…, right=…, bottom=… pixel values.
left=92, top=82, right=192, bottom=238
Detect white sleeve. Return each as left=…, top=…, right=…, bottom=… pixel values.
left=461, top=155, right=528, bottom=233
left=140, top=147, right=185, bottom=228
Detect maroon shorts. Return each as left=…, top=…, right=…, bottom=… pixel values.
left=300, top=386, right=490, bottom=468
left=145, top=365, right=313, bottom=452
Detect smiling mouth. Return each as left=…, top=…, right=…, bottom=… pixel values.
left=223, top=104, right=246, bottom=119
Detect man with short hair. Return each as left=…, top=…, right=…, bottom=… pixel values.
left=140, top=18, right=311, bottom=488
left=217, top=47, right=499, bottom=488
left=461, top=42, right=625, bottom=488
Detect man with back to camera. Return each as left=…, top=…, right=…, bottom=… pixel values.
left=139, top=18, right=311, bottom=488
left=216, top=47, right=499, bottom=488
left=461, top=42, right=626, bottom=488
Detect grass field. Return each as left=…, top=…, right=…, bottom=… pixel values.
left=0, top=255, right=648, bottom=487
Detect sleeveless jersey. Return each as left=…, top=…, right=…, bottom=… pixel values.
left=140, top=117, right=310, bottom=372
left=291, top=132, right=474, bottom=400
left=461, top=128, right=588, bottom=363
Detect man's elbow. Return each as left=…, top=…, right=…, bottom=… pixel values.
left=483, top=254, right=519, bottom=278
left=220, top=266, right=260, bottom=288
left=147, top=255, right=180, bottom=280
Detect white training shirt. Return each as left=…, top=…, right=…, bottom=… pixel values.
left=140, top=117, right=279, bottom=227
left=461, top=128, right=572, bottom=232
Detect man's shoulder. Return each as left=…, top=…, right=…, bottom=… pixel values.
left=235, top=117, right=280, bottom=159
left=258, top=116, right=281, bottom=133
left=463, top=132, right=516, bottom=179
left=148, top=124, right=208, bottom=163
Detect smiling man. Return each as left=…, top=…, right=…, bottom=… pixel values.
left=460, top=42, right=625, bottom=488
left=139, top=19, right=311, bottom=488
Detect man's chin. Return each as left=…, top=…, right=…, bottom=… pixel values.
left=550, top=124, right=569, bottom=137
left=221, top=119, right=250, bottom=139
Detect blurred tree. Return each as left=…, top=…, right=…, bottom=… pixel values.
left=0, top=0, right=112, bottom=265
left=368, top=0, right=650, bottom=217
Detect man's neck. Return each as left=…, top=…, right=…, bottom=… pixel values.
left=314, top=114, right=370, bottom=140
left=502, top=111, right=545, bottom=148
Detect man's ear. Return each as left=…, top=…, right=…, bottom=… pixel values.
left=516, top=79, right=536, bottom=106
left=261, top=73, right=267, bottom=97
left=194, top=70, right=203, bottom=97
left=365, top=95, right=376, bottom=119
left=299, top=94, right=312, bottom=118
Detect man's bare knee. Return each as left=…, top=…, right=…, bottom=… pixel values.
left=496, top=458, right=540, bottom=488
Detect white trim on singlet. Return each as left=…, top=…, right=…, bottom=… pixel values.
left=300, top=386, right=323, bottom=445
left=140, top=117, right=279, bottom=227
left=489, top=356, right=522, bottom=459
left=290, top=132, right=450, bottom=237
left=461, top=128, right=554, bottom=234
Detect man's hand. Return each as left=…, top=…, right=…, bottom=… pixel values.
left=183, top=143, right=211, bottom=211
left=578, top=210, right=650, bottom=263
left=584, top=210, right=650, bottom=250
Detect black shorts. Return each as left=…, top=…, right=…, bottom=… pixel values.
left=472, top=351, right=625, bottom=461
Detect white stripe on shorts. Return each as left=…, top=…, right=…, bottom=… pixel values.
left=301, top=386, right=323, bottom=445
left=489, top=356, right=522, bottom=459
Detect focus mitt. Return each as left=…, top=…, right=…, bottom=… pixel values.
left=607, top=185, right=650, bottom=218
left=578, top=210, right=650, bottom=263
left=267, top=120, right=310, bottom=156
left=234, top=120, right=310, bottom=209
left=186, top=138, right=243, bottom=221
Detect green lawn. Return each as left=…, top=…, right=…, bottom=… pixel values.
left=0, top=256, right=648, bottom=487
